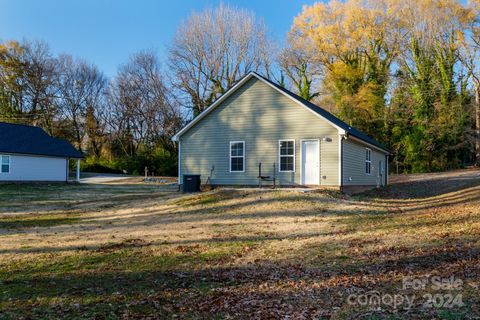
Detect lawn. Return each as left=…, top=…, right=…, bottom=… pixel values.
left=0, top=170, right=479, bottom=319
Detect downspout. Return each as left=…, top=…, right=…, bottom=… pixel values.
left=178, top=139, right=181, bottom=189
left=76, top=159, right=81, bottom=182
left=385, top=154, right=389, bottom=186
left=339, top=134, right=344, bottom=192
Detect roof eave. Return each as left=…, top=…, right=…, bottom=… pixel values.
left=171, top=72, right=388, bottom=154
left=0, top=150, right=85, bottom=159
left=171, top=71, right=348, bottom=141
left=347, top=134, right=390, bottom=154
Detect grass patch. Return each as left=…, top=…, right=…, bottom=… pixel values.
left=172, top=189, right=249, bottom=206
left=1, top=171, right=479, bottom=318
left=0, top=183, right=174, bottom=214
left=0, top=213, right=81, bottom=229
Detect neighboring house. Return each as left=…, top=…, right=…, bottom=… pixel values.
left=172, top=72, right=389, bottom=190
left=0, top=122, right=83, bottom=182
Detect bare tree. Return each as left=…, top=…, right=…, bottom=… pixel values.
left=0, top=40, right=58, bottom=131
left=471, top=1, right=480, bottom=166
left=0, top=41, right=26, bottom=119
left=106, top=51, right=182, bottom=157
left=168, top=3, right=274, bottom=116
left=55, top=55, right=106, bottom=151
left=460, top=0, right=480, bottom=166
left=278, top=35, right=322, bottom=101
left=21, top=40, right=58, bottom=133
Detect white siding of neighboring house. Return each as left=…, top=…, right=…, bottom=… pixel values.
left=0, top=154, right=68, bottom=182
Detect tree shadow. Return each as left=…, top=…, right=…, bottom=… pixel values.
left=2, top=236, right=478, bottom=319
left=360, top=170, right=480, bottom=200
left=0, top=216, right=81, bottom=229
left=0, top=184, right=180, bottom=214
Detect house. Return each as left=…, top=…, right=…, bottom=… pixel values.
left=0, top=122, right=83, bottom=182
left=172, top=72, right=389, bottom=190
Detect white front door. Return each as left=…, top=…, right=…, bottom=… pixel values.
left=301, top=140, right=320, bottom=185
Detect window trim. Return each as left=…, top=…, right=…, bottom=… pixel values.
left=1, top=155, right=10, bottom=174
left=229, top=141, right=245, bottom=173
left=365, top=148, right=372, bottom=175
left=278, top=139, right=295, bottom=172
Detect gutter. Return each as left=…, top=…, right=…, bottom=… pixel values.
left=346, top=134, right=390, bottom=155
left=339, top=134, right=344, bottom=192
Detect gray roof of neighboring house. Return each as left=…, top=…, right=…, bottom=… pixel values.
left=252, top=72, right=388, bottom=152
left=0, top=122, right=84, bottom=158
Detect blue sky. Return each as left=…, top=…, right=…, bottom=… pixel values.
left=0, top=0, right=316, bottom=77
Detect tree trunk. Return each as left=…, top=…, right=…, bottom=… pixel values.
left=475, top=80, right=480, bottom=167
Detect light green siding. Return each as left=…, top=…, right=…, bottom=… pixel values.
left=180, top=77, right=340, bottom=186
left=342, top=138, right=387, bottom=186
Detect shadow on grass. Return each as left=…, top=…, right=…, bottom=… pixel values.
left=1, top=239, right=478, bottom=319
left=0, top=183, right=180, bottom=214
left=359, top=171, right=480, bottom=200
left=0, top=216, right=81, bottom=229
left=0, top=228, right=347, bottom=254
left=1, top=182, right=478, bottom=240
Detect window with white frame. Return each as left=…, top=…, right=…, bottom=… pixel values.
left=365, top=148, right=372, bottom=175
left=230, top=141, right=245, bottom=172
left=279, top=140, right=295, bottom=172
left=1, top=155, right=10, bottom=173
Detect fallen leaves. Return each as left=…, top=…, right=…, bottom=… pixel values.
left=2, top=170, right=480, bottom=318
left=96, top=238, right=148, bottom=252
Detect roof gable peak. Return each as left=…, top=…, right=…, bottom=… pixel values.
left=171, top=72, right=388, bottom=153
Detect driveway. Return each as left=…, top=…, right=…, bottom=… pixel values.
left=78, top=173, right=140, bottom=184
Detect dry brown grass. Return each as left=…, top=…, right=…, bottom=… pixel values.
left=0, top=170, right=479, bottom=319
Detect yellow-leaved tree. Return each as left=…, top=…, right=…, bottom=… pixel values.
left=290, top=0, right=401, bottom=142
left=462, top=0, right=480, bottom=165
left=289, top=0, right=479, bottom=171
left=0, top=41, right=25, bottom=119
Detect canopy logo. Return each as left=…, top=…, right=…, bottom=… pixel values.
left=347, top=276, right=464, bottom=310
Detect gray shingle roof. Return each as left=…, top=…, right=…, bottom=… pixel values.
left=0, top=122, right=84, bottom=158
left=252, top=72, right=389, bottom=152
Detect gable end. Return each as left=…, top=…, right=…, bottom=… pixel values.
left=172, top=72, right=345, bottom=141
